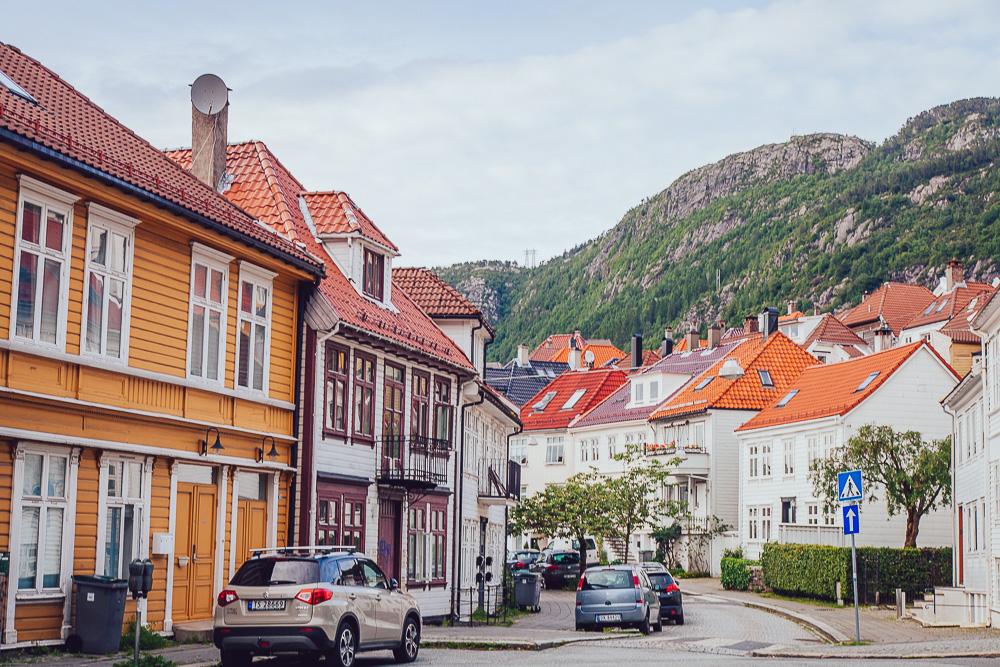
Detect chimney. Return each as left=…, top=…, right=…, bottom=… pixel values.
left=567, top=338, right=582, bottom=370
left=758, top=307, right=779, bottom=340
left=190, top=74, right=230, bottom=192
left=787, top=300, right=796, bottom=316
left=946, top=260, right=965, bottom=292
left=707, top=322, right=722, bottom=348
left=516, top=344, right=530, bottom=367
left=873, top=325, right=893, bottom=352
left=631, top=333, right=643, bottom=369
left=660, top=337, right=674, bottom=357
left=743, top=315, right=758, bottom=335
left=684, top=328, right=700, bottom=351
left=813, top=304, right=820, bottom=316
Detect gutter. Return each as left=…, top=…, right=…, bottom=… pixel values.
left=451, top=384, right=485, bottom=620
left=288, top=282, right=309, bottom=545
left=0, top=129, right=325, bottom=277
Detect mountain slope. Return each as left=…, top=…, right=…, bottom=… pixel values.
left=440, top=98, right=1000, bottom=362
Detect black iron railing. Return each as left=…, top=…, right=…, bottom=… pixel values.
left=378, top=435, right=451, bottom=489
left=477, top=458, right=521, bottom=501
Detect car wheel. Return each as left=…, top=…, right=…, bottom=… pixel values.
left=639, top=612, right=651, bottom=635
left=329, top=621, right=358, bottom=667
left=220, top=650, right=252, bottom=667
left=654, top=617, right=663, bottom=632
left=393, top=616, right=420, bottom=663
left=676, top=612, right=685, bottom=626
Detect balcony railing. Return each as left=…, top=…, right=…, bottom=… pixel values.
left=644, top=441, right=708, bottom=457
left=377, top=435, right=452, bottom=489
left=477, top=458, right=521, bottom=503
left=777, top=523, right=844, bottom=547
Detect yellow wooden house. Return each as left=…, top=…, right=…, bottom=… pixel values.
left=0, top=43, right=324, bottom=646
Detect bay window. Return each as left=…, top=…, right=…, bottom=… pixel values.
left=82, top=204, right=137, bottom=361
left=324, top=343, right=350, bottom=436
left=352, top=352, right=376, bottom=441
left=99, top=457, right=147, bottom=579
left=236, top=262, right=274, bottom=393
left=187, top=243, right=231, bottom=383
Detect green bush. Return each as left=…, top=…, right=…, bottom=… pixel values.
left=720, top=557, right=757, bottom=590
left=722, top=547, right=744, bottom=560
left=121, top=620, right=169, bottom=651
left=762, top=543, right=951, bottom=602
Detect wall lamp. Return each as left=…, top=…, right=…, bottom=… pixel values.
left=200, top=427, right=224, bottom=456
left=256, top=436, right=279, bottom=463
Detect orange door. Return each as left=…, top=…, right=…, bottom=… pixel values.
left=236, top=498, right=268, bottom=567
left=173, top=483, right=218, bottom=622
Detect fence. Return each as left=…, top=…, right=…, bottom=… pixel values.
left=455, top=582, right=512, bottom=626
left=777, top=523, right=845, bottom=547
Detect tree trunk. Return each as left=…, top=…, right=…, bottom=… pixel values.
left=622, top=533, right=630, bottom=564
left=578, top=532, right=589, bottom=575
left=904, top=508, right=920, bottom=548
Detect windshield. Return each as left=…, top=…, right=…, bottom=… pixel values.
left=581, top=569, right=632, bottom=590
left=648, top=572, right=674, bottom=591
left=230, top=558, right=320, bottom=586
left=516, top=552, right=539, bottom=563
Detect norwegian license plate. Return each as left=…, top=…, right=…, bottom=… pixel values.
left=247, top=599, right=286, bottom=611
left=596, top=613, right=621, bottom=623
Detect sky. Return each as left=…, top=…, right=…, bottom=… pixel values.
left=6, top=1, right=1000, bottom=266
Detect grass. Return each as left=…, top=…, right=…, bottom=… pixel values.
left=758, top=591, right=844, bottom=609
left=470, top=604, right=531, bottom=627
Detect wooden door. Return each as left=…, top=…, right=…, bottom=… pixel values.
left=378, top=499, right=401, bottom=582
left=173, top=483, right=217, bottom=622
left=236, top=498, right=268, bottom=567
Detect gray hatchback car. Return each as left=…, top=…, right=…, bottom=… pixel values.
left=574, top=565, right=662, bottom=633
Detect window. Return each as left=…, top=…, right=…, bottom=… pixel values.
left=532, top=391, right=556, bottom=411
left=363, top=248, right=384, bottom=300
left=748, top=507, right=759, bottom=540
left=360, top=560, right=389, bottom=589
left=807, top=436, right=820, bottom=469
left=692, top=423, right=705, bottom=449
left=783, top=438, right=795, bottom=476
left=776, top=389, right=798, bottom=407
left=608, top=435, right=618, bottom=458
left=434, top=377, right=454, bottom=444
left=781, top=498, right=796, bottom=524
left=82, top=205, right=137, bottom=361
left=806, top=502, right=819, bottom=525
left=694, top=376, right=714, bottom=391
left=236, top=263, right=274, bottom=393
left=590, top=439, right=600, bottom=461
left=633, top=382, right=644, bottom=404
left=758, top=369, right=774, bottom=387
left=855, top=371, right=879, bottom=392
left=562, top=389, right=586, bottom=410
left=101, top=458, right=145, bottom=579
left=761, top=506, right=772, bottom=541
left=352, top=353, right=376, bottom=441
left=761, top=444, right=772, bottom=477
left=649, top=381, right=659, bottom=401
left=510, top=440, right=527, bottom=465
left=464, top=412, right=481, bottom=473
left=17, top=448, right=70, bottom=592
left=411, top=371, right=431, bottom=441
left=187, top=244, right=230, bottom=383
left=748, top=444, right=759, bottom=479
left=993, top=462, right=1000, bottom=526
left=11, top=177, right=77, bottom=348
left=545, top=437, right=565, bottom=464
left=343, top=499, right=365, bottom=548
left=324, top=344, right=350, bottom=436
left=316, top=487, right=366, bottom=549
left=407, top=498, right=447, bottom=582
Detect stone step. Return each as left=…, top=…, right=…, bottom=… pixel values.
left=173, top=619, right=214, bottom=644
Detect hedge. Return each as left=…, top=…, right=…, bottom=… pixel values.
left=761, top=543, right=952, bottom=602
left=720, top=557, right=757, bottom=590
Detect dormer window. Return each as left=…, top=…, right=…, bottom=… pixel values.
left=532, top=391, right=556, bottom=412
left=363, top=248, right=384, bottom=301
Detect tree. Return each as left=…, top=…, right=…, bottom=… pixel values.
left=509, top=473, right=610, bottom=571
left=809, top=424, right=951, bottom=548
left=597, top=445, right=675, bottom=563
left=651, top=524, right=683, bottom=568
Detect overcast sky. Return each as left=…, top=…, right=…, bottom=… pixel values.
left=6, top=1, right=1000, bottom=266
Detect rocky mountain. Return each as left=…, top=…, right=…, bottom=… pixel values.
left=438, top=98, right=1000, bottom=362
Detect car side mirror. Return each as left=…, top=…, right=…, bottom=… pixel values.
left=389, top=578, right=399, bottom=591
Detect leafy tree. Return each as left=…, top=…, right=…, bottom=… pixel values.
left=809, top=424, right=951, bottom=547
left=651, top=524, right=683, bottom=568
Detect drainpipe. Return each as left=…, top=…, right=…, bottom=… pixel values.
left=942, top=401, right=959, bottom=587
left=288, top=282, right=310, bottom=546
left=452, top=383, right=485, bottom=620
left=503, top=422, right=524, bottom=568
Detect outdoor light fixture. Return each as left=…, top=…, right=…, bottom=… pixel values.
left=200, top=427, right=224, bottom=456
left=257, top=436, right=279, bottom=463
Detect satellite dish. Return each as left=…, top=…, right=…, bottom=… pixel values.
left=584, top=350, right=596, bottom=365
left=191, top=74, right=229, bottom=115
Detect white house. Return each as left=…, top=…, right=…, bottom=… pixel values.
left=736, top=342, right=959, bottom=560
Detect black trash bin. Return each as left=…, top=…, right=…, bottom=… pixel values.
left=71, top=575, right=128, bottom=654
left=514, top=571, right=542, bottom=612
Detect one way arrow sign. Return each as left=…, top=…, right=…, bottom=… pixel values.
left=842, top=504, right=860, bottom=535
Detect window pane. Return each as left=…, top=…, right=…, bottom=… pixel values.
left=18, top=507, right=39, bottom=589
left=40, top=257, right=61, bottom=344
left=193, top=263, right=207, bottom=299
left=86, top=272, right=105, bottom=353
left=45, top=210, right=64, bottom=252
left=238, top=320, right=251, bottom=388
left=89, top=226, right=108, bottom=266
left=190, top=305, right=205, bottom=377
left=16, top=251, right=37, bottom=338
left=210, top=269, right=223, bottom=303
left=107, top=462, right=121, bottom=497
left=43, top=508, right=63, bottom=588
left=207, top=310, right=221, bottom=381
left=110, top=233, right=127, bottom=273
left=21, top=202, right=41, bottom=244
left=127, top=462, right=142, bottom=498
left=241, top=282, right=252, bottom=314
left=253, top=324, right=266, bottom=390
left=23, top=453, right=43, bottom=496
left=121, top=506, right=135, bottom=575
left=47, top=457, right=67, bottom=498
left=107, top=279, right=124, bottom=359
left=104, top=506, right=121, bottom=577
left=255, top=285, right=268, bottom=318
left=335, top=380, right=346, bottom=431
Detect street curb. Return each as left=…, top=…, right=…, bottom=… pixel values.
left=423, top=633, right=630, bottom=651
left=751, top=649, right=1000, bottom=660
left=684, top=590, right=848, bottom=644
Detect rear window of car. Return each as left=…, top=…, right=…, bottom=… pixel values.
left=581, top=569, right=632, bottom=590
left=648, top=572, right=674, bottom=590
left=230, top=558, right=320, bottom=586
left=516, top=552, right=538, bottom=563
left=552, top=553, right=578, bottom=564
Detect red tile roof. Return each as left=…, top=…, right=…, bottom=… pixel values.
left=641, top=349, right=662, bottom=366
left=803, top=313, right=868, bottom=348
left=840, top=282, right=935, bottom=334
left=166, top=140, right=473, bottom=371
left=519, top=368, right=628, bottom=431
left=392, top=267, right=481, bottom=317
left=550, top=342, right=626, bottom=367
left=301, top=191, right=398, bottom=252
left=738, top=342, right=959, bottom=431
left=0, top=43, right=321, bottom=274
left=903, top=285, right=995, bottom=329
left=673, top=337, right=709, bottom=352
left=649, top=333, right=818, bottom=421
left=529, top=333, right=587, bottom=362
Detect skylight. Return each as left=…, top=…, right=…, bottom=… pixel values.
left=0, top=68, right=36, bottom=104
left=561, top=388, right=587, bottom=410
left=533, top=391, right=557, bottom=411
left=776, top=389, right=798, bottom=407
left=922, top=302, right=935, bottom=316
left=855, top=371, right=880, bottom=392
left=694, top=376, right=715, bottom=391
left=758, top=369, right=774, bottom=387
left=935, top=299, right=948, bottom=313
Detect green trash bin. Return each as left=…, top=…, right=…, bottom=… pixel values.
left=71, top=575, right=128, bottom=654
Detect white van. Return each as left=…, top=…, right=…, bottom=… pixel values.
left=544, top=537, right=599, bottom=564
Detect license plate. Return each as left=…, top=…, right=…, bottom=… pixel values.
left=247, top=599, right=286, bottom=611
left=596, top=613, right=621, bottom=623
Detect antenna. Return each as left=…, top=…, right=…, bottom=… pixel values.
left=191, top=74, right=229, bottom=115
left=523, top=249, right=537, bottom=269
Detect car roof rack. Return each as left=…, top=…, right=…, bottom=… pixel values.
left=250, top=545, right=359, bottom=558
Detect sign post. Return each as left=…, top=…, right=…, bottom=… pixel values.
left=837, top=470, right=863, bottom=643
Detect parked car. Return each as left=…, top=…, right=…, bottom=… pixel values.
left=574, top=565, right=662, bottom=634
left=214, top=547, right=421, bottom=667
left=646, top=569, right=684, bottom=624
left=544, top=536, right=600, bottom=564
left=639, top=561, right=668, bottom=573
left=531, top=550, right=580, bottom=588
left=507, top=549, right=542, bottom=572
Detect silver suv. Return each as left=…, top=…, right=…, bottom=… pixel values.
left=213, top=546, right=421, bottom=667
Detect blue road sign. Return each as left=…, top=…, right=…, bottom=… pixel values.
left=842, top=504, right=860, bottom=535
left=837, top=469, right=863, bottom=503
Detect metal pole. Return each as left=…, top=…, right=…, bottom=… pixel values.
left=850, top=515, right=861, bottom=643
left=133, top=604, right=141, bottom=665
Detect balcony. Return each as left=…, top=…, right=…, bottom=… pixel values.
left=477, top=458, right=521, bottom=505
left=644, top=442, right=710, bottom=476
left=776, top=523, right=844, bottom=547
left=377, top=435, right=452, bottom=490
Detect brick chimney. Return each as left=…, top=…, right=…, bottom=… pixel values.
left=684, top=328, right=700, bottom=351
left=707, top=322, right=722, bottom=348
left=946, top=260, right=965, bottom=292
left=190, top=74, right=230, bottom=192
left=743, top=315, right=758, bottom=335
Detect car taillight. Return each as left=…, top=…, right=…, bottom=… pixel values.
left=577, top=576, right=585, bottom=591
left=295, top=588, right=333, bottom=605
left=666, top=583, right=680, bottom=593
left=633, top=574, right=643, bottom=604
left=513, top=562, right=524, bottom=569
left=545, top=564, right=558, bottom=571
left=217, top=590, right=239, bottom=607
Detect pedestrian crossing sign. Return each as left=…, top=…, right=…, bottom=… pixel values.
left=837, top=469, right=863, bottom=503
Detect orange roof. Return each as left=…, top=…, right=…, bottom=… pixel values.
left=519, top=368, right=628, bottom=431
left=904, top=284, right=995, bottom=329
left=803, top=313, right=868, bottom=348
left=649, top=333, right=818, bottom=421
left=779, top=311, right=806, bottom=322
left=738, top=342, right=959, bottom=431
left=550, top=342, right=626, bottom=367
left=301, top=191, right=398, bottom=252
left=840, top=282, right=934, bottom=334
left=641, top=349, right=662, bottom=366
left=529, top=333, right=587, bottom=362
left=673, top=337, right=709, bottom=352
left=392, top=267, right=482, bottom=318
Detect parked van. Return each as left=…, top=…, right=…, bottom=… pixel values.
left=544, top=537, right=599, bottom=564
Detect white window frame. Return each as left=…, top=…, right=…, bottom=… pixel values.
left=235, top=262, right=275, bottom=395
left=748, top=444, right=759, bottom=479
left=807, top=436, right=820, bottom=470
left=95, top=454, right=152, bottom=579
left=545, top=437, right=565, bottom=464
left=80, top=203, right=138, bottom=363
left=806, top=502, right=819, bottom=525
left=9, top=176, right=79, bottom=351
left=761, top=443, right=772, bottom=477
left=186, top=243, right=232, bottom=385
left=783, top=438, right=795, bottom=476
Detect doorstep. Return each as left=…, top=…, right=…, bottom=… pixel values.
left=172, top=619, right=214, bottom=643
